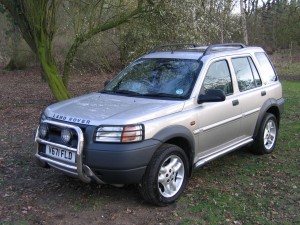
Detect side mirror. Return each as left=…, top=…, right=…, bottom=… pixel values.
left=104, top=80, right=110, bottom=87
left=198, top=89, right=226, bottom=104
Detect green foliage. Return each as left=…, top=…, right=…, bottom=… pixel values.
left=245, top=0, right=300, bottom=49
left=118, top=0, right=241, bottom=64
left=0, top=3, right=5, bottom=13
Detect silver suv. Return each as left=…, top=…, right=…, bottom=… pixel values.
left=35, top=43, right=284, bottom=205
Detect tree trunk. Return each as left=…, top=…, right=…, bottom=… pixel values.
left=240, top=0, right=249, bottom=44
left=39, top=49, right=71, bottom=101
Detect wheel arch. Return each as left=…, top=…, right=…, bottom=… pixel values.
left=253, top=98, right=281, bottom=139
left=152, top=125, right=195, bottom=176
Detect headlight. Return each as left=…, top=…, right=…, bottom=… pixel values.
left=39, top=123, right=49, bottom=138
left=95, top=125, right=144, bottom=143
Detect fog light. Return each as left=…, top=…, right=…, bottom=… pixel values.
left=61, top=128, right=72, bottom=143
left=39, top=123, right=48, bottom=138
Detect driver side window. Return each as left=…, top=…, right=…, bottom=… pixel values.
left=202, top=60, right=233, bottom=95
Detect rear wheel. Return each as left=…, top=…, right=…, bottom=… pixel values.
left=139, top=144, right=189, bottom=206
left=252, top=113, right=278, bottom=155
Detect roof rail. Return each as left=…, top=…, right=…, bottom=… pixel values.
left=202, top=43, right=246, bottom=56
left=149, top=43, right=200, bottom=53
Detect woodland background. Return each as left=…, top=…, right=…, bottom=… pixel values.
left=0, top=0, right=299, bottom=99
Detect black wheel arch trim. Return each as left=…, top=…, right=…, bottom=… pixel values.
left=253, top=97, right=285, bottom=139
left=151, top=125, right=195, bottom=175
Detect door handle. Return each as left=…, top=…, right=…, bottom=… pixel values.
left=261, top=91, right=266, bottom=96
left=232, top=99, right=239, bottom=106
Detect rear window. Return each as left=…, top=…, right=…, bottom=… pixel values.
left=255, top=52, right=277, bottom=83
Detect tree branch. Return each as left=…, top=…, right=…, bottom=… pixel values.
left=62, top=0, right=146, bottom=86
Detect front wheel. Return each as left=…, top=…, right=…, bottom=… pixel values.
left=251, top=113, right=278, bottom=155
left=139, top=144, right=189, bottom=206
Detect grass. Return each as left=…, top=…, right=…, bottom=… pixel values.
left=177, top=80, right=300, bottom=224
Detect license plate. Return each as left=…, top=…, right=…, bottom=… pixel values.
left=45, top=145, right=76, bottom=163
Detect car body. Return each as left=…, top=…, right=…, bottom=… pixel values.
left=35, top=43, right=284, bottom=205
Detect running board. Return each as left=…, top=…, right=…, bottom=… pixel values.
left=193, top=138, right=253, bottom=170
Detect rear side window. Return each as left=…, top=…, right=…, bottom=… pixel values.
left=232, top=57, right=262, bottom=92
left=255, top=52, right=277, bottom=83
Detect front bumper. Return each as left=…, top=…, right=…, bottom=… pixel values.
left=35, top=120, right=160, bottom=184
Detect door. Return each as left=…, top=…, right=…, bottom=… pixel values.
left=231, top=56, right=265, bottom=137
left=195, top=59, right=243, bottom=160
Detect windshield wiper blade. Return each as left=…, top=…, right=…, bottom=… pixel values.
left=99, top=90, right=141, bottom=96
left=99, top=90, right=114, bottom=94
left=112, top=89, right=142, bottom=96
left=142, top=93, right=186, bottom=99
left=100, top=90, right=186, bottom=99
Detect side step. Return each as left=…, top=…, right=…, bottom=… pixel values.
left=193, top=138, right=253, bottom=170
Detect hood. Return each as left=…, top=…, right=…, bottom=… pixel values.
left=45, top=93, right=185, bottom=126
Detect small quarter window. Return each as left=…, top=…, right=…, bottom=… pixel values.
left=249, top=57, right=262, bottom=87
left=255, top=52, right=277, bottom=83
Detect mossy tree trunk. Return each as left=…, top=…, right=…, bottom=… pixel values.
left=30, top=0, right=71, bottom=100
left=38, top=31, right=71, bottom=100
left=0, top=0, right=70, bottom=101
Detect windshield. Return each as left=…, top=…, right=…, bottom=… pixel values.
left=103, top=58, right=202, bottom=99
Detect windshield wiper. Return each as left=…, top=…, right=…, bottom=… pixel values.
left=142, top=93, right=186, bottom=99
left=100, top=90, right=186, bottom=99
left=99, top=90, right=114, bottom=94
left=109, top=89, right=142, bottom=96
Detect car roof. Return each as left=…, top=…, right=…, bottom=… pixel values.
left=142, top=51, right=204, bottom=60
left=141, top=43, right=265, bottom=61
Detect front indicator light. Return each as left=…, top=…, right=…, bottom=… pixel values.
left=122, top=125, right=143, bottom=142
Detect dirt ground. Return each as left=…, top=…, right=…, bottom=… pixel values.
left=0, top=66, right=299, bottom=225
left=0, top=67, right=184, bottom=225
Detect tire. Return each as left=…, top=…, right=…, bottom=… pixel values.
left=139, top=144, right=189, bottom=206
left=251, top=113, right=278, bottom=155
